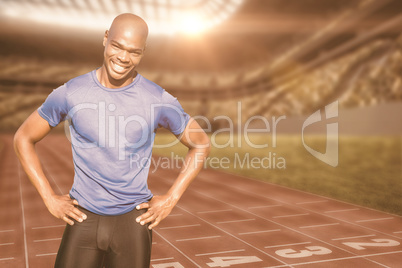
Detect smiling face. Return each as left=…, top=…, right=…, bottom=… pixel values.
left=98, top=14, right=148, bottom=88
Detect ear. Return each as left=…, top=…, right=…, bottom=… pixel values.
left=103, top=30, right=109, bottom=47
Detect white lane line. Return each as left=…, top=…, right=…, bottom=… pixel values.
left=32, top=225, right=65, bottom=230
left=192, top=189, right=360, bottom=265
left=159, top=224, right=201, bottom=230
left=176, top=206, right=289, bottom=266
left=265, top=242, right=312, bottom=249
left=218, top=178, right=402, bottom=241
left=176, top=235, right=221, bottom=242
left=296, top=200, right=328, bottom=205
left=325, top=208, right=360, bottom=213
left=166, top=214, right=183, bottom=217
left=151, top=257, right=174, bottom=262
left=239, top=229, right=281, bottom=235
left=0, top=229, right=14, bottom=233
left=162, top=174, right=391, bottom=267
left=0, top=257, right=14, bottom=261
left=0, top=242, right=15, bottom=246
left=273, top=213, right=309, bottom=218
left=299, top=223, right=339, bottom=229
left=195, top=249, right=245, bottom=257
left=193, top=175, right=399, bottom=266
left=35, top=253, right=57, bottom=257
left=217, top=219, right=255, bottom=224
left=248, top=205, right=282, bottom=209
left=153, top=230, right=201, bottom=267
left=34, top=238, right=61, bottom=243
left=393, top=231, right=402, bottom=234
left=356, top=217, right=394, bottom=223
left=197, top=209, right=233, bottom=214
left=331, top=234, right=376, bottom=241
left=17, top=163, right=29, bottom=268
left=266, top=250, right=402, bottom=268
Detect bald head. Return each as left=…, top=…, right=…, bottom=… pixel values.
left=99, top=14, right=148, bottom=88
left=107, top=13, right=148, bottom=44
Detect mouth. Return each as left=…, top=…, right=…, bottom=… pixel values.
left=111, top=61, right=129, bottom=74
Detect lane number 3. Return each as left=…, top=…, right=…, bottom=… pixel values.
left=275, top=246, right=331, bottom=258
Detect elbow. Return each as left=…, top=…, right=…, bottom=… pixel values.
left=189, top=132, right=210, bottom=157
left=13, top=127, right=31, bottom=157
left=13, top=128, right=23, bottom=156
left=201, top=134, right=211, bottom=157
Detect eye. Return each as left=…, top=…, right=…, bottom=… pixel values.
left=131, top=51, right=143, bottom=56
left=111, top=43, right=121, bottom=50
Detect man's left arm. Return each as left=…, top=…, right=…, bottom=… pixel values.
left=136, top=117, right=210, bottom=229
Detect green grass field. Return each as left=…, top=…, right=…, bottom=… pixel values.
left=152, top=133, right=402, bottom=216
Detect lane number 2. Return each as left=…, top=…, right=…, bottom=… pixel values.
left=275, top=238, right=400, bottom=259
left=153, top=239, right=400, bottom=266
left=343, top=239, right=400, bottom=250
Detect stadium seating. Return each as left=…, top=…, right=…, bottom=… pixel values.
left=0, top=36, right=401, bottom=131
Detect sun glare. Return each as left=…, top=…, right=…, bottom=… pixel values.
left=0, top=0, right=244, bottom=36
left=180, top=14, right=208, bottom=36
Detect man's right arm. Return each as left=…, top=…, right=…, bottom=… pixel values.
left=14, top=110, right=86, bottom=225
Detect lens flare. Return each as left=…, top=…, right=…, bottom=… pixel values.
left=0, top=0, right=244, bottom=36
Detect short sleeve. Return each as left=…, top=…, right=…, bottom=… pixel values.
left=37, top=84, right=69, bottom=127
left=158, top=91, right=190, bottom=135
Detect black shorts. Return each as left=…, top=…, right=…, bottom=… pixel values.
left=55, top=206, right=152, bottom=268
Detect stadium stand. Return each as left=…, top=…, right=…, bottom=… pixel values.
left=0, top=0, right=401, bottom=131
left=0, top=34, right=401, bottom=131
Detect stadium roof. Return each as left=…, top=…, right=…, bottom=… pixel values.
left=0, top=0, right=401, bottom=98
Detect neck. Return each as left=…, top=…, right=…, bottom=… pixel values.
left=96, top=67, right=137, bottom=89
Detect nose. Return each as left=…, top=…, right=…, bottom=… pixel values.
left=117, top=50, right=130, bottom=62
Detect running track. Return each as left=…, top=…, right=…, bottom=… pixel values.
left=0, top=134, right=401, bottom=268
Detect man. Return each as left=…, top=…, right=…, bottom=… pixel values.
left=14, top=13, right=210, bottom=267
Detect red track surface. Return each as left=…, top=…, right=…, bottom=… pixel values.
left=1, top=134, right=401, bottom=268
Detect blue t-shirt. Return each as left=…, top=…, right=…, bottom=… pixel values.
left=38, top=70, right=190, bottom=215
